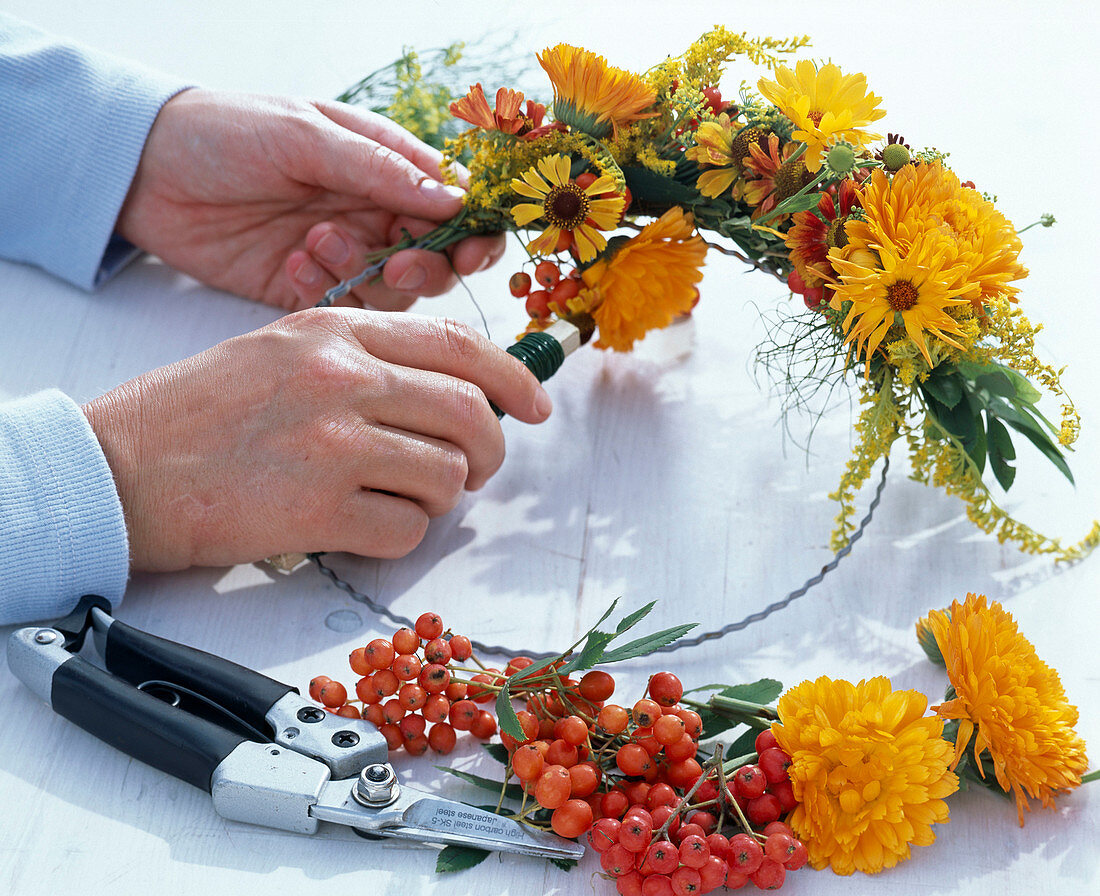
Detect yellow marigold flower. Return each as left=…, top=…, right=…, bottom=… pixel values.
left=920, top=593, right=1089, bottom=825
left=757, top=60, right=885, bottom=173
left=510, top=154, right=624, bottom=263
left=773, top=676, right=958, bottom=876
left=580, top=208, right=705, bottom=351
left=538, top=44, right=656, bottom=138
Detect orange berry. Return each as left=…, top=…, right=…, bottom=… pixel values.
left=597, top=704, right=629, bottom=735
left=392, top=627, right=419, bottom=655
left=551, top=799, right=594, bottom=838
left=579, top=670, right=616, bottom=703
left=535, top=765, right=572, bottom=809
left=414, top=612, right=444, bottom=640
left=318, top=681, right=347, bottom=708
left=365, top=639, right=395, bottom=670
left=348, top=647, right=371, bottom=677
left=428, top=722, right=457, bottom=755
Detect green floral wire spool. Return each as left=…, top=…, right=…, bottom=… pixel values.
left=489, top=319, right=581, bottom=418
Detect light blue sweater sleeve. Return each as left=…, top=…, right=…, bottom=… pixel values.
left=0, top=13, right=192, bottom=288
left=0, top=391, right=129, bottom=625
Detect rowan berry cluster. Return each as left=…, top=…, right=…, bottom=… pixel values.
left=589, top=729, right=807, bottom=894
left=308, top=612, right=497, bottom=756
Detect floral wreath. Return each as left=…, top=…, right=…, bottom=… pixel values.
left=297, top=28, right=1097, bottom=892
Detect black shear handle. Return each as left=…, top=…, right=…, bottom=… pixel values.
left=100, top=615, right=295, bottom=735
left=53, top=655, right=246, bottom=792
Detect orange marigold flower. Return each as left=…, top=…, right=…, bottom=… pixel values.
left=773, top=676, right=958, bottom=876
left=538, top=44, right=656, bottom=138
left=579, top=208, right=705, bottom=351
left=919, top=593, right=1089, bottom=825
left=450, top=84, right=546, bottom=135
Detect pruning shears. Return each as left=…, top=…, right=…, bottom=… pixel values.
left=6, top=596, right=582, bottom=861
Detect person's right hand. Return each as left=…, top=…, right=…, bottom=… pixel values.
left=81, top=308, right=552, bottom=571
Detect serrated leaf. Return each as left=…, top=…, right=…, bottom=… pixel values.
left=436, top=845, right=490, bottom=873
left=549, top=857, right=580, bottom=872
left=437, top=766, right=524, bottom=801
left=719, top=679, right=783, bottom=705
left=495, top=685, right=526, bottom=742
left=694, top=708, right=743, bottom=739
left=615, top=601, right=657, bottom=635
left=599, top=623, right=696, bottom=664
left=559, top=628, right=616, bottom=674
left=483, top=742, right=510, bottom=765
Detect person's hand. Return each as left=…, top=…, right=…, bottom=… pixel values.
left=81, top=308, right=551, bottom=571
left=116, top=89, right=504, bottom=311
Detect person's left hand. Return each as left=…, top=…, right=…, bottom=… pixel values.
left=116, top=89, right=504, bottom=311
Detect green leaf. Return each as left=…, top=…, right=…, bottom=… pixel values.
left=436, top=766, right=525, bottom=801
left=719, top=679, right=783, bottom=705
left=549, top=857, right=580, bottom=872
left=559, top=628, right=617, bottom=675
left=616, top=601, right=657, bottom=635
left=436, top=845, right=490, bottom=873
left=599, top=623, right=697, bottom=664
left=986, top=398, right=1074, bottom=484
left=725, top=724, right=763, bottom=757
left=773, top=192, right=821, bottom=214
left=985, top=414, right=1017, bottom=492
left=623, top=165, right=700, bottom=205
left=694, top=707, right=743, bottom=739
left=495, top=685, right=526, bottom=742
left=483, top=742, right=510, bottom=765
left=922, top=372, right=964, bottom=409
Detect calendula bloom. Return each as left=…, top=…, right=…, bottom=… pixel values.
left=773, top=676, right=958, bottom=876
left=919, top=594, right=1089, bottom=825
left=757, top=61, right=885, bottom=173
left=686, top=115, right=765, bottom=198
left=830, top=231, right=976, bottom=368
left=450, top=84, right=546, bottom=135
left=538, top=44, right=656, bottom=138
left=510, top=154, right=624, bottom=262
left=742, top=134, right=809, bottom=220
left=579, top=208, right=705, bottom=351
left=785, top=178, right=861, bottom=287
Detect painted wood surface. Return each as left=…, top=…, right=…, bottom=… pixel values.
left=2, top=3, right=1098, bottom=894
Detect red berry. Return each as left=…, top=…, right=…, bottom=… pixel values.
left=406, top=732, right=430, bottom=755
left=398, top=713, right=426, bottom=740
left=769, top=779, right=797, bottom=813
left=762, top=821, right=793, bottom=838
left=786, top=268, right=807, bottom=296
left=535, top=765, right=572, bottom=809
left=545, top=738, right=579, bottom=768
left=616, top=744, right=652, bottom=776
left=699, top=855, right=729, bottom=891
left=391, top=654, right=421, bottom=682
left=601, top=843, right=637, bottom=877
left=553, top=229, right=574, bottom=253
left=588, top=817, right=621, bottom=853
left=391, top=627, right=419, bottom=655
left=598, top=704, right=630, bottom=735
left=348, top=647, right=371, bottom=676
left=414, top=612, right=443, bottom=640
left=705, top=832, right=730, bottom=862
left=665, top=758, right=703, bottom=789
left=803, top=286, right=825, bottom=310
left=308, top=676, right=331, bottom=702
left=758, top=748, right=792, bottom=784
left=512, top=743, right=545, bottom=781
left=427, top=721, right=457, bottom=754
left=397, top=683, right=427, bottom=711
left=641, top=874, right=675, bottom=896
left=371, top=669, right=399, bottom=698
left=558, top=715, right=589, bottom=746
left=618, top=814, right=653, bottom=853
left=525, top=289, right=552, bottom=320
left=754, top=730, right=779, bottom=754
left=534, top=260, right=560, bottom=288
left=569, top=762, right=600, bottom=798
left=423, top=637, right=452, bottom=665
left=647, top=672, right=684, bottom=706
left=508, top=271, right=532, bottom=297
left=725, top=870, right=750, bottom=890
left=601, top=788, right=629, bottom=819
left=685, top=810, right=716, bottom=834
left=318, top=681, right=347, bottom=708
left=727, top=833, right=764, bottom=875
left=646, top=782, right=679, bottom=810
left=575, top=172, right=599, bottom=190
left=764, top=832, right=797, bottom=865
left=448, top=699, right=477, bottom=731
left=632, top=699, right=662, bottom=728
left=645, top=840, right=680, bottom=875
left=381, top=698, right=405, bottom=725
left=665, top=734, right=698, bottom=762
left=671, top=866, right=702, bottom=895
left=678, top=834, right=710, bottom=869
left=365, top=639, right=395, bottom=670
left=750, top=857, right=785, bottom=890
left=702, top=85, right=724, bottom=114
left=653, top=714, right=686, bottom=746
left=418, top=663, right=450, bottom=694
left=785, top=839, right=808, bottom=870
left=674, top=823, right=706, bottom=845
left=470, top=710, right=497, bottom=739
left=551, top=799, right=594, bottom=838
left=734, top=764, right=767, bottom=800
left=447, top=634, right=472, bottom=662
left=746, top=793, right=782, bottom=827
left=335, top=704, right=360, bottom=719
left=355, top=676, right=378, bottom=704
left=579, top=670, right=616, bottom=702
left=676, top=709, right=703, bottom=739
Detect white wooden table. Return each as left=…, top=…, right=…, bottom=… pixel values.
left=2, top=2, right=1098, bottom=893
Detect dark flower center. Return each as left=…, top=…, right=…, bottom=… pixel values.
left=730, top=126, right=767, bottom=168
left=886, top=279, right=919, bottom=312
left=774, top=157, right=812, bottom=202
left=544, top=184, right=590, bottom=229
left=826, top=216, right=849, bottom=250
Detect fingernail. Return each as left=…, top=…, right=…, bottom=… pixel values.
left=418, top=178, right=467, bottom=203
left=315, top=231, right=350, bottom=266
left=294, top=258, right=323, bottom=286
left=395, top=264, right=427, bottom=291
left=534, top=387, right=553, bottom=418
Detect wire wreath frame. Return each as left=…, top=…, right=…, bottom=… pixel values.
left=308, top=457, right=890, bottom=660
